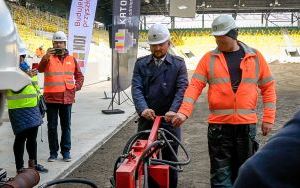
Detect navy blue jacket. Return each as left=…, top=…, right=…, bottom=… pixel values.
left=234, top=110, right=300, bottom=188
left=132, top=53, right=188, bottom=116
left=9, top=106, right=42, bottom=135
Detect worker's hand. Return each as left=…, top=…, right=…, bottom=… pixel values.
left=46, top=48, right=56, bottom=55
left=172, top=113, right=187, bottom=128
left=43, top=48, right=56, bottom=61
left=141, top=109, right=156, bottom=120
left=165, top=111, right=176, bottom=122
left=261, top=122, right=273, bottom=136
left=27, top=69, right=38, bottom=77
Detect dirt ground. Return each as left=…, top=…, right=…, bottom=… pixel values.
left=61, top=63, right=300, bottom=188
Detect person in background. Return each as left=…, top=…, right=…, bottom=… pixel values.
left=6, top=47, right=48, bottom=174
left=234, top=110, right=300, bottom=188
left=172, top=15, right=276, bottom=187
left=38, top=31, right=84, bottom=162
left=131, top=23, right=188, bottom=188
left=35, top=45, right=45, bottom=58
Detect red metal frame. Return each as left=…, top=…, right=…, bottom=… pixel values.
left=116, top=116, right=170, bottom=188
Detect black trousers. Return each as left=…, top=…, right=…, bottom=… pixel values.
left=207, top=124, right=258, bottom=188
left=138, top=117, right=181, bottom=188
left=14, top=126, right=39, bottom=171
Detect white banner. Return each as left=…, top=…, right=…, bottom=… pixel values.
left=68, top=0, right=98, bottom=73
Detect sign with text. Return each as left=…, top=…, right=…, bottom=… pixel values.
left=112, top=0, right=141, bottom=92
left=68, top=0, right=98, bottom=73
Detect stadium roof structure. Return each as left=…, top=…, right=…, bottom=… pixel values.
left=10, top=0, right=300, bottom=27
left=141, top=0, right=300, bottom=15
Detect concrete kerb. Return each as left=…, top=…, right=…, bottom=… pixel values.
left=55, top=112, right=138, bottom=180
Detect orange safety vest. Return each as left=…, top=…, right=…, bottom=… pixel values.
left=179, top=42, right=276, bottom=124
left=44, top=55, right=76, bottom=93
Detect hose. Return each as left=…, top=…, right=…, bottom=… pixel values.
left=143, top=162, right=149, bottom=188
left=38, top=178, right=98, bottom=188
left=134, top=140, right=163, bottom=179
left=151, top=128, right=191, bottom=166
left=111, top=130, right=151, bottom=187
left=112, top=127, right=191, bottom=188
left=122, top=130, right=151, bottom=154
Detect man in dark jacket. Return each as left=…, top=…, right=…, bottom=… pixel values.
left=131, top=23, right=188, bottom=188
left=234, top=110, right=300, bottom=188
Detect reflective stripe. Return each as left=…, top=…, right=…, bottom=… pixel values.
left=31, top=81, right=38, bottom=85
left=209, top=55, right=216, bottom=79
left=45, top=72, right=74, bottom=76
left=264, top=102, right=276, bottom=109
left=211, top=109, right=234, bottom=115
left=66, top=80, right=74, bottom=84
left=258, top=76, right=274, bottom=86
left=209, top=77, right=230, bottom=84
left=192, top=73, right=207, bottom=83
left=241, top=78, right=257, bottom=84
left=240, top=42, right=260, bottom=81
left=45, top=72, right=64, bottom=76
left=6, top=94, right=37, bottom=100
left=240, top=43, right=256, bottom=55
left=210, top=109, right=256, bottom=115
left=183, top=97, right=195, bottom=104
left=44, top=82, right=65, bottom=86
left=212, top=48, right=222, bottom=55
left=64, top=72, right=74, bottom=75
left=254, top=55, right=260, bottom=80
left=237, top=109, right=256, bottom=114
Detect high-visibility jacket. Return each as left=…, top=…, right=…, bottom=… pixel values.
left=6, top=76, right=40, bottom=109
left=179, top=42, right=276, bottom=124
left=44, top=55, right=75, bottom=93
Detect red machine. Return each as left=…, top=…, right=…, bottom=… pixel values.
left=112, top=116, right=190, bottom=188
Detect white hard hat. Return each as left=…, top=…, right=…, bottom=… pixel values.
left=148, top=23, right=170, bottom=45
left=52, top=31, right=67, bottom=42
left=211, top=15, right=237, bottom=36
left=19, top=47, right=27, bottom=56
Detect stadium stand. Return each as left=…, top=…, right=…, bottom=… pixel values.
left=6, top=1, right=106, bottom=56
left=6, top=0, right=300, bottom=64
left=139, top=26, right=300, bottom=63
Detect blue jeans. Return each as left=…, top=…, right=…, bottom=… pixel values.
left=46, top=103, right=72, bottom=157
left=208, top=124, right=258, bottom=188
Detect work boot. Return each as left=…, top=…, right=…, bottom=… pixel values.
left=28, top=159, right=35, bottom=168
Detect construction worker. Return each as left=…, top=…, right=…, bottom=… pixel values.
left=172, top=15, right=276, bottom=187
left=234, top=110, right=300, bottom=188
left=6, top=47, right=48, bottom=174
left=38, top=31, right=84, bottom=162
left=131, top=23, right=188, bottom=188
left=35, top=45, right=45, bottom=58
